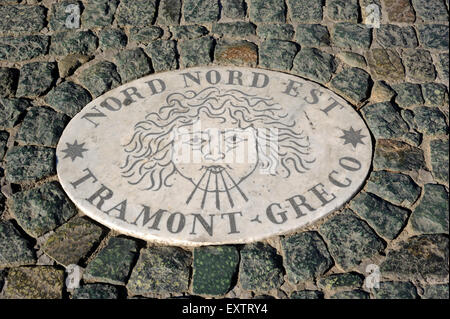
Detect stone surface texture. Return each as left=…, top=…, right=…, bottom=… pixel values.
left=0, top=0, right=448, bottom=300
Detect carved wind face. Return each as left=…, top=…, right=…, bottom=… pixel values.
left=121, top=86, right=315, bottom=211
left=172, top=117, right=258, bottom=209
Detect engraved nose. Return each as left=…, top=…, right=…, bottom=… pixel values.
left=205, top=149, right=225, bottom=162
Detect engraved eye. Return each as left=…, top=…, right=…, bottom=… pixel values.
left=226, top=135, right=245, bottom=144
left=185, top=136, right=206, bottom=146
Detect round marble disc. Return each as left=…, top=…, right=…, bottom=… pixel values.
left=56, top=66, right=372, bottom=246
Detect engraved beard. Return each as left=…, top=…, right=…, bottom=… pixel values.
left=172, top=121, right=259, bottom=210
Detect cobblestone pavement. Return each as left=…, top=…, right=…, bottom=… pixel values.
left=0, top=0, right=448, bottom=299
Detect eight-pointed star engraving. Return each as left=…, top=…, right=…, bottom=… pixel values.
left=340, top=127, right=366, bottom=148
left=61, top=140, right=88, bottom=162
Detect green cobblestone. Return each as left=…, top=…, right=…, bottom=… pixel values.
left=84, top=237, right=138, bottom=285
left=116, top=0, right=157, bottom=26
left=5, top=146, right=56, bottom=183
left=127, top=247, right=191, bottom=295
left=11, top=181, right=77, bottom=238
left=193, top=246, right=239, bottom=295
left=257, top=24, right=294, bottom=40
left=16, top=107, right=69, bottom=147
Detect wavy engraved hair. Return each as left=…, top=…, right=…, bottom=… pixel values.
left=120, top=87, right=315, bottom=190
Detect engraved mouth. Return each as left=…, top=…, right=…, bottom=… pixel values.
left=204, top=165, right=226, bottom=174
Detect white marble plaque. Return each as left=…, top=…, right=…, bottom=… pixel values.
left=56, top=66, right=372, bottom=246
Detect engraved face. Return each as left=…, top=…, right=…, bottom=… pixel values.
left=121, top=87, right=315, bottom=210
left=172, top=116, right=259, bottom=208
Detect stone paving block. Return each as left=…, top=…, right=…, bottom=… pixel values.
left=81, top=0, right=118, bottom=28
left=281, top=231, right=333, bottom=284
left=58, top=54, right=91, bottom=78
left=0, top=97, right=30, bottom=128
left=3, top=266, right=64, bottom=299
left=367, top=48, right=405, bottom=83
left=170, top=25, right=208, bottom=40
left=259, top=40, right=298, bottom=71
left=422, top=83, right=448, bottom=107
left=330, top=67, right=370, bottom=104
left=257, top=24, right=294, bottom=40
left=145, top=40, right=177, bottom=72
left=366, top=171, right=420, bottom=207
left=0, top=130, right=7, bottom=160
left=370, top=81, right=394, bottom=103
left=0, top=5, right=46, bottom=32
left=413, top=107, right=448, bottom=136
left=49, top=1, right=82, bottom=31
left=417, top=24, right=449, bottom=50
left=79, top=61, right=122, bottom=97
left=0, top=67, right=17, bottom=97
left=337, top=52, right=366, bottom=69
left=430, top=138, right=449, bottom=184
left=422, top=284, right=449, bottom=299
left=0, top=35, right=49, bottom=62
left=45, top=81, right=92, bottom=117
left=372, top=281, right=418, bottom=299
left=72, top=283, right=119, bottom=299
left=0, top=220, right=36, bottom=268
left=16, top=62, right=57, bottom=98
left=157, top=0, right=181, bottom=25
left=116, top=0, right=157, bottom=26
left=376, top=25, right=418, bottom=48
left=290, top=290, right=324, bottom=299
left=239, top=243, right=284, bottom=292
left=403, top=49, right=436, bottom=83
left=332, top=23, right=372, bottom=49
left=373, top=139, right=425, bottom=172
left=392, top=83, right=424, bottom=108
left=317, top=272, right=363, bottom=291
left=99, top=29, right=128, bottom=50
left=50, top=31, right=98, bottom=56
left=295, top=24, right=330, bottom=47
left=127, top=246, right=191, bottom=295
left=319, top=210, right=385, bottom=270
left=129, top=26, right=163, bottom=45
left=84, top=237, right=138, bottom=285
left=329, top=290, right=369, bottom=299
left=193, top=246, right=239, bottom=295
left=411, top=0, right=448, bottom=22
left=16, top=107, right=70, bottom=147
left=11, top=182, right=77, bottom=238
left=410, top=184, right=449, bottom=235
left=183, top=0, right=220, bottom=23
left=211, top=22, right=256, bottom=38
left=362, top=102, right=411, bottom=141
left=292, top=48, right=336, bottom=84
left=222, top=0, right=245, bottom=19
left=5, top=146, right=56, bottom=183
left=287, top=0, right=322, bottom=23
left=114, top=49, right=152, bottom=83
left=383, top=0, right=415, bottom=22
left=437, top=53, right=449, bottom=82
left=179, top=37, right=214, bottom=68
left=327, top=0, right=359, bottom=22
left=214, top=39, right=258, bottom=67
left=42, top=216, right=103, bottom=267
left=380, top=234, right=449, bottom=282
left=350, top=192, right=409, bottom=239
left=250, top=0, right=286, bottom=23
